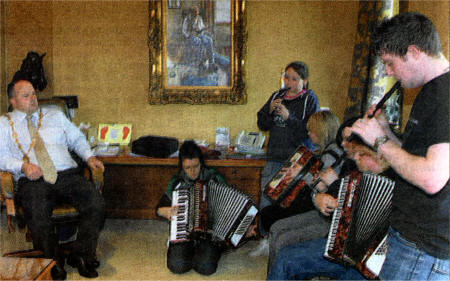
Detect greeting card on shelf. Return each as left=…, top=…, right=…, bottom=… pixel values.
left=98, top=124, right=132, bottom=145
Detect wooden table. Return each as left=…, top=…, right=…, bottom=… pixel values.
left=0, top=257, right=55, bottom=280
left=98, top=155, right=266, bottom=219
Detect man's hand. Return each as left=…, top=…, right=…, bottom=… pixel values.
left=87, top=156, right=105, bottom=172
left=368, top=104, right=391, bottom=133
left=314, top=193, right=338, bottom=216
left=351, top=117, right=386, bottom=147
left=351, top=105, right=393, bottom=147
left=22, top=162, right=43, bottom=180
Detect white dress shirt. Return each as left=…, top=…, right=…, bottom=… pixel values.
left=0, top=107, right=94, bottom=180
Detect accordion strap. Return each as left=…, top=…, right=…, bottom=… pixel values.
left=322, top=149, right=344, bottom=169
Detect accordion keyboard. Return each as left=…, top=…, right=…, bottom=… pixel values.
left=170, top=186, right=190, bottom=243
left=326, top=176, right=350, bottom=254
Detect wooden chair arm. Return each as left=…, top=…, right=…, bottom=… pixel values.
left=0, top=171, right=17, bottom=232
left=0, top=171, right=15, bottom=199
left=83, top=167, right=104, bottom=194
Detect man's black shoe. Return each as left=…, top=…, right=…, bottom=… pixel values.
left=67, top=254, right=99, bottom=278
left=51, top=263, right=67, bottom=280
left=67, top=254, right=100, bottom=269
left=88, top=258, right=100, bottom=269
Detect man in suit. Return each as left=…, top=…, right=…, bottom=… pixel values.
left=0, top=79, right=106, bottom=279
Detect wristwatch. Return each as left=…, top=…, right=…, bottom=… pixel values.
left=374, top=135, right=389, bottom=153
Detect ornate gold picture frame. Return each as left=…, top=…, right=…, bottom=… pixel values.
left=148, top=0, right=247, bottom=104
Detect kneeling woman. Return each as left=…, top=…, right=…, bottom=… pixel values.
left=156, top=140, right=227, bottom=275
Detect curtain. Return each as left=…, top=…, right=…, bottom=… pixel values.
left=345, top=0, right=403, bottom=131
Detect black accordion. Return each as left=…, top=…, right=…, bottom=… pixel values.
left=324, top=171, right=395, bottom=279
left=169, top=180, right=258, bottom=247
left=264, top=145, right=323, bottom=208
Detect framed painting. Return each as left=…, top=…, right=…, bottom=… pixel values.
left=148, top=0, right=247, bottom=104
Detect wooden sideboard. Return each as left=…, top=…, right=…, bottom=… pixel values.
left=98, top=155, right=266, bottom=219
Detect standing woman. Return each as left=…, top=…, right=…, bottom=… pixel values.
left=156, top=140, right=227, bottom=276
left=257, top=61, right=320, bottom=210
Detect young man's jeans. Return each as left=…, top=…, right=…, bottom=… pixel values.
left=379, top=228, right=449, bottom=280
left=268, top=227, right=449, bottom=280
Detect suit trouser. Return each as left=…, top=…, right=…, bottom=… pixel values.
left=18, top=169, right=106, bottom=259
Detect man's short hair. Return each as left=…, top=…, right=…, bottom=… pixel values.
left=7, top=76, right=32, bottom=99
left=7, top=81, right=16, bottom=99
left=371, top=12, right=442, bottom=57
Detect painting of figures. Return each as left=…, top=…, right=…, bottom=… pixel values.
left=165, top=0, right=231, bottom=87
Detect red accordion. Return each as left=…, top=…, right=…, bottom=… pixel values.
left=263, top=145, right=323, bottom=208
left=169, top=180, right=258, bottom=247
left=324, top=171, right=395, bottom=279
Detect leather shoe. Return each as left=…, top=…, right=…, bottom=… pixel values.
left=67, top=254, right=99, bottom=278
left=51, top=263, right=67, bottom=280
left=67, top=254, right=100, bottom=269
left=88, top=258, right=100, bottom=269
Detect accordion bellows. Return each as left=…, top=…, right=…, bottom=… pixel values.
left=325, top=171, right=395, bottom=279
left=170, top=180, right=258, bottom=247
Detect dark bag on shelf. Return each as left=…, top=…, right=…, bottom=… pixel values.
left=131, top=135, right=179, bottom=158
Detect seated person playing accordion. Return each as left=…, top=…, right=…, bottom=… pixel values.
left=156, top=140, right=226, bottom=276
left=249, top=110, right=344, bottom=257
left=267, top=130, right=393, bottom=280
left=266, top=116, right=360, bottom=270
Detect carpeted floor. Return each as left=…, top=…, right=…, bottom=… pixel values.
left=0, top=213, right=269, bottom=280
